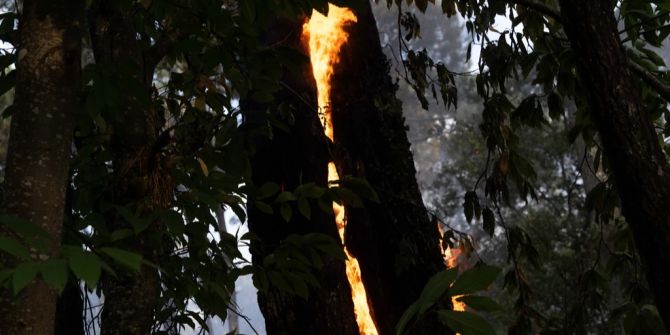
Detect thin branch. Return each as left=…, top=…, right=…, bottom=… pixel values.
left=629, top=61, right=670, bottom=103
left=618, top=12, right=670, bottom=36
left=508, top=0, right=562, bottom=22
left=146, top=26, right=182, bottom=70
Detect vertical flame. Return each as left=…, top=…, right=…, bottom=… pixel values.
left=443, top=247, right=465, bottom=312
left=303, top=5, right=379, bottom=335
left=438, top=224, right=466, bottom=313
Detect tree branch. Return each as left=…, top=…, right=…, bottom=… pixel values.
left=629, top=61, right=670, bottom=103
left=508, top=0, right=562, bottom=22
left=145, top=25, right=182, bottom=70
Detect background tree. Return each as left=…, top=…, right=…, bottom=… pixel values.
left=385, top=0, right=670, bottom=333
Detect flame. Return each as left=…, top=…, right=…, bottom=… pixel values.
left=303, top=5, right=379, bottom=335
left=438, top=224, right=466, bottom=313
left=443, top=247, right=465, bottom=312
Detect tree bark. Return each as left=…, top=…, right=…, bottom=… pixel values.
left=246, top=17, right=359, bottom=335
left=559, top=0, right=670, bottom=329
left=89, top=2, right=173, bottom=334
left=329, top=2, right=446, bottom=334
left=55, top=279, right=85, bottom=335
left=0, top=1, right=83, bottom=334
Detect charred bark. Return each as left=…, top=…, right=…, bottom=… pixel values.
left=246, top=17, right=358, bottom=335
left=0, top=1, right=83, bottom=333
left=89, top=2, right=174, bottom=334
left=55, top=184, right=85, bottom=335
left=560, top=0, right=670, bottom=329
left=329, top=2, right=445, bottom=334
left=55, top=279, right=85, bottom=335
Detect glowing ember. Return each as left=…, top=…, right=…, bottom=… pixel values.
left=438, top=224, right=466, bottom=313
left=303, top=5, right=379, bottom=335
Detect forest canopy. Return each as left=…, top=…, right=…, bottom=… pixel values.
left=1, top=0, right=670, bottom=334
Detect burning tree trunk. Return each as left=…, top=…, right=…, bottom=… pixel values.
left=325, top=2, right=446, bottom=334
left=559, top=0, right=670, bottom=328
left=0, top=1, right=83, bottom=333
left=246, top=16, right=359, bottom=335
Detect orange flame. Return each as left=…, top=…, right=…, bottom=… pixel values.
left=443, top=247, right=465, bottom=312
left=438, top=224, right=466, bottom=313
left=303, top=5, right=379, bottom=335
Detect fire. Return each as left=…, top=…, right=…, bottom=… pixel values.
left=438, top=224, right=466, bottom=313
left=443, top=247, right=465, bottom=312
left=303, top=4, right=356, bottom=141
left=303, top=5, right=379, bottom=335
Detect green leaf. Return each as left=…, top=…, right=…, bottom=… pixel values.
left=100, top=247, right=142, bottom=272
left=197, top=157, right=209, bottom=177
left=40, top=259, right=68, bottom=292
left=415, top=0, right=428, bottom=12
left=0, top=269, right=12, bottom=285
left=442, top=0, right=456, bottom=16
left=0, top=214, right=51, bottom=251
left=482, top=207, right=495, bottom=237
left=297, top=197, right=311, bottom=220
left=12, top=261, right=39, bottom=294
left=280, top=203, right=292, bottom=222
left=313, top=0, right=330, bottom=15
left=0, top=69, right=16, bottom=96
left=230, top=203, right=247, bottom=223
left=276, top=191, right=297, bottom=203
left=329, top=186, right=363, bottom=208
left=1, top=104, right=14, bottom=118
left=109, top=228, right=134, bottom=242
left=68, top=250, right=102, bottom=288
left=417, top=268, right=459, bottom=314
left=255, top=201, right=273, bottom=214
left=285, top=272, right=309, bottom=299
left=295, top=183, right=325, bottom=199
left=339, top=176, right=380, bottom=203
left=449, top=265, right=501, bottom=296
left=437, top=310, right=496, bottom=335
left=396, top=301, right=419, bottom=335
left=547, top=91, right=564, bottom=120
left=456, top=295, right=502, bottom=312
left=162, top=210, right=185, bottom=235
left=259, top=182, right=280, bottom=198
left=0, top=236, right=30, bottom=259
left=116, top=206, right=149, bottom=234
left=463, top=191, right=476, bottom=224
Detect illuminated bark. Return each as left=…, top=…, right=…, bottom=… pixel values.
left=0, top=1, right=83, bottom=333
left=328, top=2, right=446, bottom=334
left=246, top=17, right=359, bottom=335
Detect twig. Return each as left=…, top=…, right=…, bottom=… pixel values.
left=628, top=61, right=670, bottom=103
left=508, top=0, right=562, bottom=22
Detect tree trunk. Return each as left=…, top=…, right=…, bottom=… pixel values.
left=559, top=0, right=670, bottom=329
left=0, top=1, right=83, bottom=334
left=89, top=2, right=173, bottom=334
left=246, top=17, right=359, bottom=335
left=329, top=2, right=446, bottom=334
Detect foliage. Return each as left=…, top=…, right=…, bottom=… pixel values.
left=380, top=0, right=670, bottom=333
left=0, top=0, right=380, bottom=333
left=1, top=0, right=670, bottom=333
left=396, top=264, right=501, bottom=335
